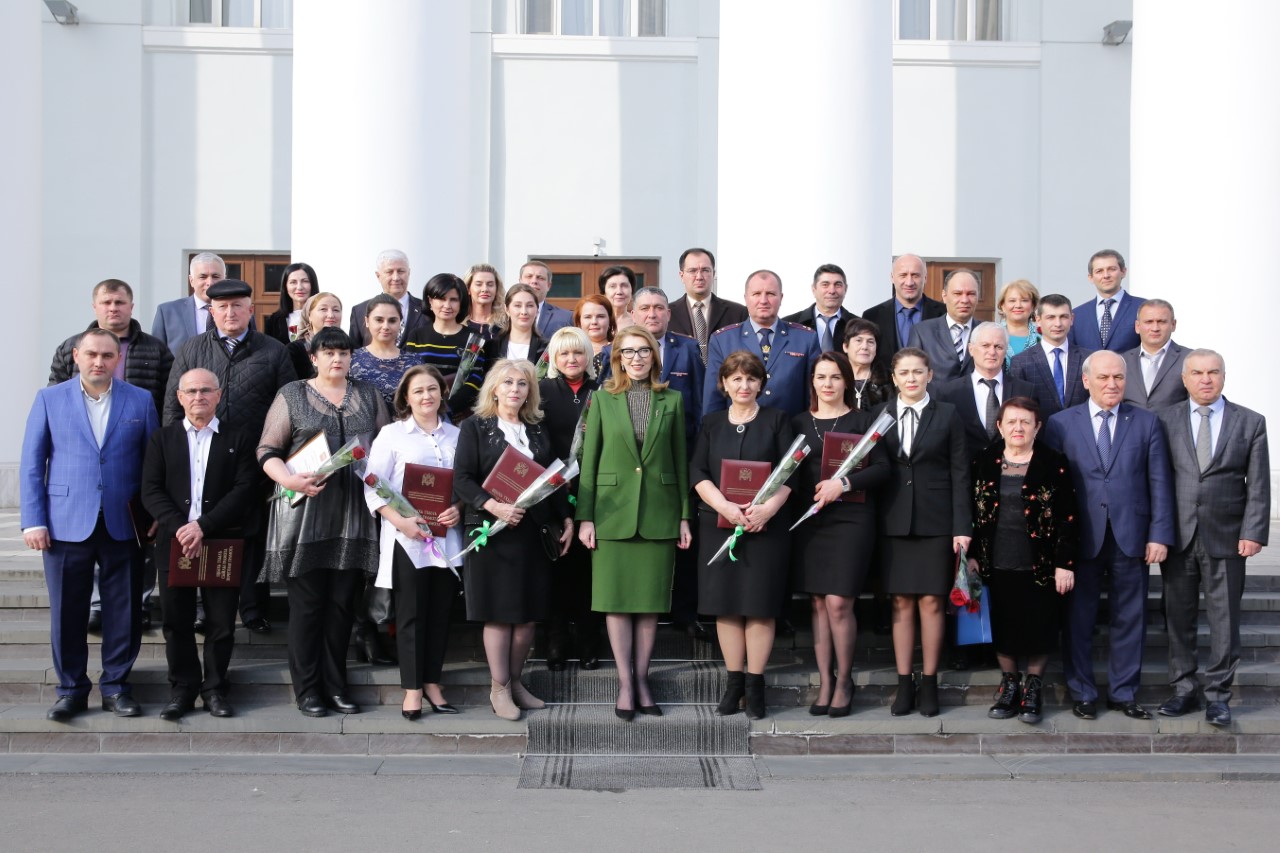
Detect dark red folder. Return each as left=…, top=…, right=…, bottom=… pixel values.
left=167, top=539, right=243, bottom=588
left=482, top=446, right=545, bottom=504
left=718, top=459, right=771, bottom=529
left=402, top=463, right=454, bottom=536
left=822, top=431, right=867, bottom=504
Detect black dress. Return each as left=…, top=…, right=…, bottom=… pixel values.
left=691, top=407, right=796, bottom=619
left=453, top=415, right=567, bottom=623
left=788, top=410, right=890, bottom=597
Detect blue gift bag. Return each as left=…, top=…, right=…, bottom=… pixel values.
left=955, top=584, right=992, bottom=646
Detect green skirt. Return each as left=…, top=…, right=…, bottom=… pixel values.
left=591, top=536, right=676, bottom=613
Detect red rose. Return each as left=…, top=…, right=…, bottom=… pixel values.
left=351, top=446, right=367, bottom=460
left=363, top=474, right=377, bottom=486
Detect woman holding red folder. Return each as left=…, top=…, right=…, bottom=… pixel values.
left=789, top=352, right=889, bottom=717
left=364, top=365, right=464, bottom=720
left=454, top=359, right=574, bottom=720
left=690, top=351, right=795, bottom=720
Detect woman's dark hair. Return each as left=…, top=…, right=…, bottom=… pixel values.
left=274, top=262, right=319, bottom=313
left=392, top=364, right=447, bottom=420
left=841, top=317, right=889, bottom=407
left=309, top=326, right=354, bottom=354
left=422, top=273, right=471, bottom=322
left=597, top=265, right=636, bottom=293
left=573, top=294, right=618, bottom=342
left=890, top=346, right=931, bottom=372
left=997, top=395, right=1043, bottom=427
left=808, top=351, right=857, bottom=412
left=366, top=292, right=403, bottom=319
left=717, top=350, right=767, bottom=398
left=842, top=317, right=879, bottom=346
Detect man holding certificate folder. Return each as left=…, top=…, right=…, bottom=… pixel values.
left=141, top=369, right=261, bottom=720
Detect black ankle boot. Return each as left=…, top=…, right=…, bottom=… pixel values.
left=716, top=671, right=745, bottom=716
left=890, top=673, right=915, bottom=716
left=988, top=671, right=1021, bottom=720
left=917, top=673, right=940, bottom=717
left=744, top=673, right=767, bottom=720
left=1018, top=674, right=1044, bottom=724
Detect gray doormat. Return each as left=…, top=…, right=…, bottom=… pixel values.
left=518, top=755, right=762, bottom=790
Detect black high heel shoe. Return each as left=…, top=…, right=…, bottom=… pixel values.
left=427, top=698, right=460, bottom=714
left=402, top=707, right=422, bottom=721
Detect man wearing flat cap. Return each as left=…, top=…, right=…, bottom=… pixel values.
left=164, top=280, right=295, bottom=632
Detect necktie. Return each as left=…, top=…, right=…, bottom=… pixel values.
left=223, top=336, right=239, bottom=356
left=758, top=327, right=773, bottom=355
left=1096, top=409, right=1114, bottom=468
left=952, top=323, right=965, bottom=357
left=1051, top=348, right=1065, bottom=405
left=820, top=316, right=834, bottom=352
left=1143, top=350, right=1163, bottom=392
left=692, top=301, right=708, bottom=365
left=1099, top=298, right=1115, bottom=347
left=1195, top=405, right=1213, bottom=472
left=198, top=303, right=211, bottom=334
left=980, top=378, right=1000, bottom=440
left=900, top=407, right=917, bottom=457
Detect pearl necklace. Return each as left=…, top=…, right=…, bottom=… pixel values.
left=728, top=404, right=760, bottom=434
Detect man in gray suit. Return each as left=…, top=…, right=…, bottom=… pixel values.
left=1156, top=350, right=1269, bottom=726
left=908, top=268, right=978, bottom=383
left=1122, top=299, right=1189, bottom=409
left=151, top=252, right=227, bottom=354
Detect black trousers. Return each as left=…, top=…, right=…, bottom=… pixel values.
left=159, top=564, right=238, bottom=700
left=238, top=530, right=271, bottom=623
left=392, top=544, right=459, bottom=689
left=286, top=569, right=362, bottom=702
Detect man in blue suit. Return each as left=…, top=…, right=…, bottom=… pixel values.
left=1008, top=293, right=1093, bottom=419
left=1069, top=249, right=1145, bottom=353
left=152, top=252, right=256, bottom=354
left=21, top=328, right=160, bottom=721
left=1044, top=350, right=1174, bottom=721
left=703, top=270, right=821, bottom=417
left=521, top=261, right=573, bottom=338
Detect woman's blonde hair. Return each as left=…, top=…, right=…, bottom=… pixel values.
left=300, top=291, right=343, bottom=340
left=604, top=326, right=669, bottom=394
left=545, top=326, right=597, bottom=380
left=996, top=279, right=1040, bottom=318
left=464, top=263, right=507, bottom=329
left=473, top=358, right=544, bottom=423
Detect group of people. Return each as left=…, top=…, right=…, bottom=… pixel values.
left=20, top=246, right=1269, bottom=732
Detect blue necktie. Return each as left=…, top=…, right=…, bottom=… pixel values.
left=1096, top=410, right=1113, bottom=469
left=758, top=327, right=773, bottom=354
left=1052, top=347, right=1065, bottom=405
left=1099, top=298, right=1115, bottom=347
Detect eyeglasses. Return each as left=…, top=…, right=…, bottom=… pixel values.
left=178, top=387, right=218, bottom=396
left=618, top=347, right=654, bottom=360
left=682, top=267, right=713, bottom=277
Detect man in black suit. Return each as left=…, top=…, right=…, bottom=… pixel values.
left=908, top=268, right=979, bottom=383
left=861, top=253, right=946, bottom=374
left=1122, top=299, right=1190, bottom=410
left=667, top=247, right=748, bottom=365
left=1008, top=293, right=1092, bottom=419
left=783, top=263, right=858, bottom=352
left=348, top=250, right=428, bottom=346
left=141, top=368, right=261, bottom=721
left=933, top=323, right=1035, bottom=462
left=1155, top=350, right=1270, bottom=726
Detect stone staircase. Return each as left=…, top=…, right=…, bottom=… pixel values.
left=3, top=510, right=1280, bottom=756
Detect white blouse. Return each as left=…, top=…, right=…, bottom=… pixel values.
left=364, top=417, right=463, bottom=588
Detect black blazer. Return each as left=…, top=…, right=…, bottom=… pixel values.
left=669, top=293, right=749, bottom=339
left=782, top=304, right=857, bottom=350
left=932, top=373, right=1036, bottom=464
left=348, top=294, right=428, bottom=347
left=453, top=415, right=569, bottom=528
left=139, top=422, right=262, bottom=565
left=538, top=375, right=598, bottom=462
left=861, top=295, right=946, bottom=373
left=877, top=398, right=971, bottom=538
left=486, top=330, right=547, bottom=367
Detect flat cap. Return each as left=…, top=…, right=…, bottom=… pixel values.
left=207, top=279, right=252, bottom=300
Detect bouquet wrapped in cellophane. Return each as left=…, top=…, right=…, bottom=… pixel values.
left=566, top=390, right=594, bottom=465
left=449, top=332, right=486, bottom=399
left=790, top=409, right=896, bottom=530
left=449, top=458, right=579, bottom=561
left=710, top=434, right=810, bottom=563
left=276, top=437, right=366, bottom=506
left=949, top=547, right=981, bottom=613
left=360, top=467, right=455, bottom=577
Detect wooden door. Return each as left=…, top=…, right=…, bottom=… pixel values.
left=536, top=258, right=662, bottom=312
left=925, top=260, right=998, bottom=322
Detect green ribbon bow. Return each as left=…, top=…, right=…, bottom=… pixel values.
left=469, top=520, right=493, bottom=550
left=567, top=494, right=577, bottom=507
left=727, top=525, right=745, bottom=562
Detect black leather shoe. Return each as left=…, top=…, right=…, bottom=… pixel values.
left=580, top=656, right=601, bottom=670
left=298, top=696, right=328, bottom=717
left=1205, top=701, right=1232, bottom=727
left=988, top=671, right=1022, bottom=720
left=204, top=694, right=234, bottom=717
left=102, top=693, right=142, bottom=717
left=244, top=617, right=272, bottom=634
left=1158, top=694, right=1202, bottom=717
left=638, top=704, right=663, bottom=717
left=47, top=695, right=88, bottom=722
left=402, top=707, right=422, bottom=721
left=546, top=657, right=567, bottom=672
left=328, top=694, right=360, bottom=714
left=1106, top=699, right=1153, bottom=720
left=86, top=611, right=102, bottom=634
left=159, top=698, right=193, bottom=722
left=1072, top=700, right=1098, bottom=720
left=193, top=618, right=206, bottom=635
left=808, top=702, right=830, bottom=716
left=139, top=612, right=152, bottom=630
left=427, top=699, right=460, bottom=714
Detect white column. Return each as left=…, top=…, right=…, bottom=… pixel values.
left=0, top=1, right=43, bottom=506
left=717, top=1, right=892, bottom=315
left=1130, top=0, right=1280, bottom=513
left=291, top=0, right=473, bottom=314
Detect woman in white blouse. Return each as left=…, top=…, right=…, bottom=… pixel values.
left=364, top=364, right=465, bottom=720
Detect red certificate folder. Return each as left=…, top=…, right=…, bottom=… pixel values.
left=717, top=459, right=771, bottom=529
left=167, top=539, right=243, bottom=588
left=481, top=446, right=545, bottom=504
left=402, top=463, right=454, bottom=536
left=822, top=431, right=867, bottom=504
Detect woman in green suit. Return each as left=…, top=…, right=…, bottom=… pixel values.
left=577, top=326, right=693, bottom=720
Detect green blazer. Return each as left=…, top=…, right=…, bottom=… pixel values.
left=575, top=385, right=691, bottom=540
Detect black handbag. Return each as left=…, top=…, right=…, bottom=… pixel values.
left=539, top=523, right=562, bottom=563
left=365, top=585, right=395, bottom=626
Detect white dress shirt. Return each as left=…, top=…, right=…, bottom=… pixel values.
left=1187, top=396, right=1226, bottom=457
left=81, top=379, right=113, bottom=447
left=898, top=393, right=930, bottom=456
left=184, top=416, right=219, bottom=522
left=969, top=370, right=1004, bottom=430
left=194, top=295, right=212, bottom=334
left=1140, top=341, right=1170, bottom=391
left=1039, top=339, right=1070, bottom=363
